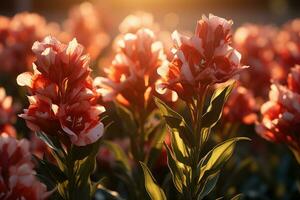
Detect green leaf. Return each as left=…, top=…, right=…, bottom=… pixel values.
left=165, top=144, right=189, bottom=193
left=96, top=184, right=125, bottom=200
left=140, top=162, right=167, bottom=200
left=290, top=147, right=300, bottom=165
left=170, top=131, right=190, bottom=165
left=231, top=194, right=244, bottom=200
left=200, top=128, right=211, bottom=147
left=143, top=110, right=162, bottom=141
left=36, top=131, right=64, bottom=154
left=199, top=137, right=250, bottom=181
left=198, top=170, right=220, bottom=200
left=115, top=102, right=137, bottom=135
left=33, top=155, right=67, bottom=188
left=71, top=137, right=105, bottom=161
left=91, top=177, right=106, bottom=196
left=202, top=82, right=235, bottom=128
left=101, top=140, right=131, bottom=172
left=154, top=97, right=194, bottom=147
left=146, top=122, right=167, bottom=167
left=74, top=136, right=103, bottom=189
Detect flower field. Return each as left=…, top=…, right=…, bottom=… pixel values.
left=0, top=1, right=300, bottom=200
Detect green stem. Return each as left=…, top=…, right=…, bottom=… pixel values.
left=66, top=146, right=76, bottom=200
left=128, top=108, right=149, bottom=199
left=186, top=85, right=209, bottom=199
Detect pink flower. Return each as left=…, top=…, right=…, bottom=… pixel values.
left=223, top=86, right=257, bottom=125
left=0, top=134, right=48, bottom=200
left=62, top=2, right=110, bottom=61
left=157, top=14, right=246, bottom=101
left=256, top=65, right=300, bottom=153
left=17, top=36, right=105, bottom=146
left=95, top=28, right=177, bottom=110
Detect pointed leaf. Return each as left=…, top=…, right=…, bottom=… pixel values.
left=200, top=127, right=211, bottom=147
left=102, top=140, right=131, bottom=172
left=155, top=97, right=194, bottom=147
left=33, top=155, right=67, bottom=187
left=165, top=144, right=189, bottom=193
left=140, top=162, right=167, bottom=200
left=231, top=194, right=244, bottom=200
left=202, top=82, right=235, bottom=128
left=198, top=171, right=220, bottom=200
left=36, top=131, right=64, bottom=154
left=199, top=137, right=250, bottom=181
left=115, top=102, right=137, bottom=135
left=171, top=131, right=190, bottom=165
left=146, top=122, right=167, bottom=167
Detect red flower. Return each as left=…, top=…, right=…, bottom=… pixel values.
left=95, top=28, right=177, bottom=110
left=233, top=24, right=277, bottom=98
left=0, top=134, right=49, bottom=200
left=223, top=86, right=257, bottom=125
left=0, top=88, right=14, bottom=125
left=157, top=14, right=246, bottom=101
left=118, top=12, right=159, bottom=34
left=0, top=12, right=60, bottom=74
left=0, top=87, right=16, bottom=137
left=17, top=36, right=105, bottom=146
left=274, top=19, right=300, bottom=81
left=256, top=65, right=300, bottom=153
left=62, top=2, right=110, bottom=61
left=287, top=65, right=300, bottom=93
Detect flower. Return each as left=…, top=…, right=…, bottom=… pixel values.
left=17, top=36, right=105, bottom=146
left=223, top=85, right=257, bottom=125
left=119, top=11, right=159, bottom=34
left=0, top=12, right=60, bottom=75
left=288, top=64, right=300, bottom=93
left=94, top=28, right=177, bottom=110
left=0, top=87, right=16, bottom=137
left=62, top=2, right=110, bottom=61
left=0, top=134, right=48, bottom=200
left=233, top=24, right=277, bottom=98
left=256, top=65, right=300, bottom=155
left=157, top=14, right=246, bottom=101
left=274, top=19, right=300, bottom=80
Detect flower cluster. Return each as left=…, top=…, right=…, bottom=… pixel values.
left=0, top=12, right=59, bottom=75
left=223, top=85, right=257, bottom=125
left=157, top=14, right=246, bottom=101
left=63, top=2, right=110, bottom=61
left=256, top=65, right=300, bottom=154
left=0, top=134, right=48, bottom=200
left=17, top=36, right=105, bottom=146
left=234, top=19, right=300, bottom=101
left=95, top=28, right=176, bottom=110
